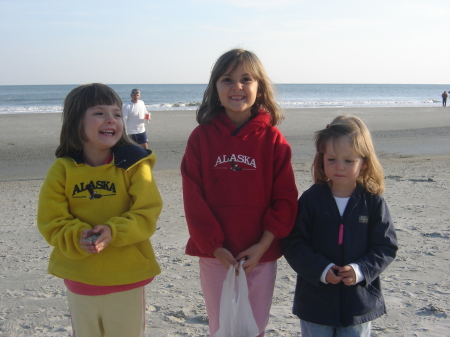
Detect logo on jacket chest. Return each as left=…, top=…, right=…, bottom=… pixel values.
left=72, top=181, right=116, bottom=199
left=214, top=154, right=257, bottom=171
left=358, top=215, right=369, bottom=223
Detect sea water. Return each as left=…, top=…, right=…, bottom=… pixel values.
left=0, top=83, right=448, bottom=115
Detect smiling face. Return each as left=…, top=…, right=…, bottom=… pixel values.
left=216, top=62, right=259, bottom=127
left=82, top=104, right=123, bottom=160
left=323, top=137, right=367, bottom=197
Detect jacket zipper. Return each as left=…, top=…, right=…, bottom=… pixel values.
left=338, top=219, right=344, bottom=245
left=339, top=215, right=345, bottom=325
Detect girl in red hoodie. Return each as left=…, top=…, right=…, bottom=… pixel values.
left=181, top=49, right=298, bottom=336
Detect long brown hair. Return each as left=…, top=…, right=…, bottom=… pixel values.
left=196, top=48, right=283, bottom=126
left=312, top=115, right=385, bottom=195
left=55, top=83, right=133, bottom=158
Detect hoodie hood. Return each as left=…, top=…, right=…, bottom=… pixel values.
left=210, top=109, right=272, bottom=139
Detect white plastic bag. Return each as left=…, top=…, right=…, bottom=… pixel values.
left=215, top=261, right=260, bottom=337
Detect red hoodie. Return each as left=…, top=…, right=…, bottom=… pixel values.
left=181, top=110, right=298, bottom=262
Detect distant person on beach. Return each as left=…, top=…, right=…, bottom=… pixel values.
left=123, top=88, right=150, bottom=149
left=442, top=91, right=448, bottom=107
left=282, top=115, right=398, bottom=337
left=37, top=83, right=162, bottom=337
left=181, top=49, right=298, bottom=336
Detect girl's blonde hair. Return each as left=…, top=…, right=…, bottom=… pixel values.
left=196, top=48, right=283, bottom=126
left=312, top=115, right=385, bottom=195
left=55, top=83, right=134, bottom=158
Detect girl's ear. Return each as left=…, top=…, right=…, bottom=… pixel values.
left=361, top=159, right=368, bottom=172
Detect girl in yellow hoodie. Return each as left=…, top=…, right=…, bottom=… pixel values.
left=37, top=83, right=162, bottom=337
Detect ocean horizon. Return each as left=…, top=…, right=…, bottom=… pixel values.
left=0, top=83, right=448, bottom=115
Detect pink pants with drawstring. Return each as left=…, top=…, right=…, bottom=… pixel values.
left=199, top=257, right=277, bottom=337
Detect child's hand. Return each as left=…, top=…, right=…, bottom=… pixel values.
left=235, top=244, right=265, bottom=275
left=213, top=247, right=239, bottom=270
left=80, top=225, right=112, bottom=254
left=90, top=225, right=112, bottom=253
left=337, top=265, right=357, bottom=286
left=325, top=265, right=343, bottom=284
left=80, top=228, right=98, bottom=254
left=235, top=230, right=274, bottom=274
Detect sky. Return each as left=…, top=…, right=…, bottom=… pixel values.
left=1, top=0, right=449, bottom=85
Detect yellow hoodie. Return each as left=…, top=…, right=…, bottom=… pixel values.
left=37, top=145, right=162, bottom=286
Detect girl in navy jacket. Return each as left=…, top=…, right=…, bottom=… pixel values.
left=282, top=115, right=398, bottom=337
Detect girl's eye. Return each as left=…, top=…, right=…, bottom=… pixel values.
left=222, top=78, right=231, bottom=83
left=243, top=77, right=253, bottom=82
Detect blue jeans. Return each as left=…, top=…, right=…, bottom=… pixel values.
left=129, top=131, right=148, bottom=145
left=300, top=320, right=371, bottom=337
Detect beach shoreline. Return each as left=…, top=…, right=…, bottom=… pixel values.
left=1, top=106, right=449, bottom=181
left=1, top=107, right=450, bottom=336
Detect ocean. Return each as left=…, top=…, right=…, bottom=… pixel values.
left=0, top=84, right=448, bottom=115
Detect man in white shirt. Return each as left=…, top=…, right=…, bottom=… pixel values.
left=122, top=89, right=150, bottom=149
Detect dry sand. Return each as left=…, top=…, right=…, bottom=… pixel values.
left=1, top=107, right=450, bottom=336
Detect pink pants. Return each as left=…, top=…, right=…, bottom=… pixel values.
left=199, top=257, right=277, bottom=337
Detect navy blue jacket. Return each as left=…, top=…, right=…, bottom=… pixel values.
left=282, top=183, right=398, bottom=327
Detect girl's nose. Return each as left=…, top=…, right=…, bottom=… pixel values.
left=105, top=114, right=115, bottom=123
left=232, top=81, right=243, bottom=90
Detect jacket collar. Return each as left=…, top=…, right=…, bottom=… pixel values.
left=211, top=109, right=272, bottom=138
left=67, top=145, right=152, bottom=170
left=320, top=182, right=366, bottom=198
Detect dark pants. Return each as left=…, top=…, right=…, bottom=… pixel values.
left=129, top=131, right=148, bottom=145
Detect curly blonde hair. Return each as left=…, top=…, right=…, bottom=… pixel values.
left=312, top=115, right=385, bottom=195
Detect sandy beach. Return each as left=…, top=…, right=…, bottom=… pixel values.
left=1, top=107, right=450, bottom=336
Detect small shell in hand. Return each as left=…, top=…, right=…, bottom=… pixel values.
left=82, top=234, right=100, bottom=244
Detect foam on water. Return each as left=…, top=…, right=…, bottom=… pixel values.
left=0, top=106, right=63, bottom=114
left=0, top=83, right=448, bottom=114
